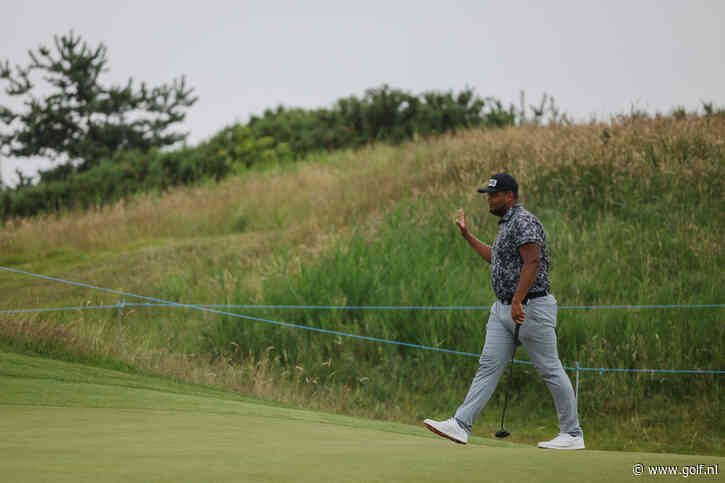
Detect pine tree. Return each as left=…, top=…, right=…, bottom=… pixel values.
left=0, top=31, right=197, bottom=177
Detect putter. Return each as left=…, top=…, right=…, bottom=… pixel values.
left=495, top=323, right=520, bottom=438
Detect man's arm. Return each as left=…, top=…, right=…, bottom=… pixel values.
left=511, top=243, right=541, bottom=324
left=456, top=209, right=492, bottom=263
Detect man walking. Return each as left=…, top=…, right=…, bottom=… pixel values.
left=423, top=173, right=584, bottom=450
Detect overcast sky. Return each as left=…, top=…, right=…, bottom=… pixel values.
left=1, top=0, right=723, bottom=185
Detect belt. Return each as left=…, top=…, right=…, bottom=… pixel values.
left=499, top=291, right=548, bottom=305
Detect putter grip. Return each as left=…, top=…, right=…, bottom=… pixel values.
left=514, top=324, right=520, bottom=345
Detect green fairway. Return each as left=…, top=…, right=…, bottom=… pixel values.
left=1, top=351, right=722, bottom=483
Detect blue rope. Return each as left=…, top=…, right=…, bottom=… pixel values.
left=0, top=267, right=476, bottom=358
left=1, top=266, right=723, bottom=375
left=152, top=303, right=725, bottom=310
left=4, top=302, right=723, bottom=314
left=559, top=304, right=725, bottom=310
left=0, top=303, right=492, bottom=313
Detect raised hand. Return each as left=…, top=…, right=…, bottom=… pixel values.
left=455, top=208, right=469, bottom=237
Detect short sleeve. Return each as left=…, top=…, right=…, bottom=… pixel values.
left=512, top=214, right=544, bottom=249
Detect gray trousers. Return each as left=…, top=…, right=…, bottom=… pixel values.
left=454, top=294, right=582, bottom=437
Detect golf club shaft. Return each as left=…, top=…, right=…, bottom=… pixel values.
left=499, top=324, right=520, bottom=431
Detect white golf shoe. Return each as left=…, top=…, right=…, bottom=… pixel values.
left=538, top=433, right=585, bottom=450
left=423, top=418, right=468, bottom=444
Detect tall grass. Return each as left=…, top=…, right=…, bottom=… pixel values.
left=1, top=113, right=723, bottom=454
left=202, top=114, right=724, bottom=454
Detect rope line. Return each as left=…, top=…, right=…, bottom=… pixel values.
left=1, top=266, right=723, bottom=375
left=3, top=302, right=724, bottom=314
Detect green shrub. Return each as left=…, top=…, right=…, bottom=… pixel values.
left=247, top=85, right=517, bottom=158
left=0, top=85, right=519, bottom=221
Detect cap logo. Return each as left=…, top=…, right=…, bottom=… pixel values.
left=488, top=179, right=498, bottom=187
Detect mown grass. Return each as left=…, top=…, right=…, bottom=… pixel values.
left=0, top=114, right=723, bottom=456
left=6, top=351, right=723, bottom=483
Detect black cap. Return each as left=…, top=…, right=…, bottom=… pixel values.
left=477, top=173, right=518, bottom=195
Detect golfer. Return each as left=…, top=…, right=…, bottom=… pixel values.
left=424, top=173, right=584, bottom=450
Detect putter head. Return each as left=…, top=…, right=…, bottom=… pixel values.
left=495, top=429, right=510, bottom=438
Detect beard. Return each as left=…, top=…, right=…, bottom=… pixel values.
left=489, top=205, right=507, bottom=217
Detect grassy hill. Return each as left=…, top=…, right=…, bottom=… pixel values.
left=1, top=114, right=723, bottom=456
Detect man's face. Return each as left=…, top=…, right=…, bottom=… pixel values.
left=487, top=191, right=514, bottom=217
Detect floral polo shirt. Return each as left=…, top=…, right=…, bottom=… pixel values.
left=490, top=204, right=551, bottom=300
